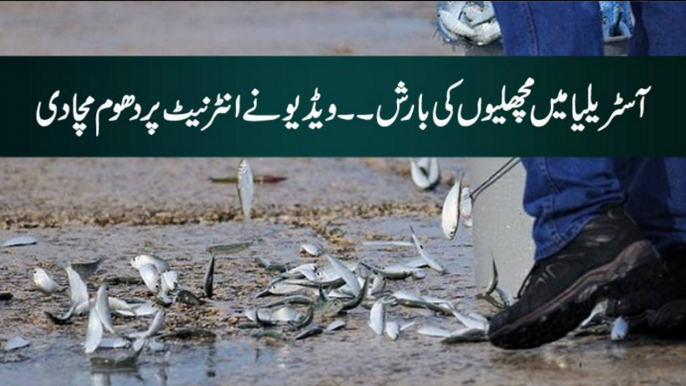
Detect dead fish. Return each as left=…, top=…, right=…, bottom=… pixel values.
left=33, top=268, right=58, bottom=294
left=138, top=264, right=160, bottom=293
left=288, top=304, right=315, bottom=331
left=108, top=297, right=135, bottom=317
left=324, top=254, right=360, bottom=297
left=361, top=262, right=417, bottom=280
left=85, top=300, right=104, bottom=354
left=0, top=292, right=13, bottom=301
left=132, top=301, right=159, bottom=317
left=142, top=309, right=166, bottom=339
left=130, top=255, right=170, bottom=273
left=263, top=295, right=313, bottom=308
left=438, top=9, right=476, bottom=38
left=410, top=158, right=440, bottom=191
left=210, top=174, right=287, bottom=184
left=270, top=306, right=303, bottom=323
left=4, top=336, right=30, bottom=351
left=207, top=242, right=252, bottom=256
left=385, top=321, right=400, bottom=341
left=66, top=265, right=88, bottom=310
left=369, top=300, right=385, bottom=335
left=45, top=307, right=75, bottom=325
left=452, top=310, right=489, bottom=332
left=342, top=276, right=369, bottom=311
left=368, top=274, right=386, bottom=298
left=1, top=236, right=37, bottom=248
left=441, top=180, right=462, bottom=240
left=287, top=263, right=319, bottom=281
left=441, top=327, right=487, bottom=344
left=410, top=226, right=446, bottom=274
left=96, top=284, right=115, bottom=334
left=175, top=289, right=203, bottom=306
left=99, top=337, right=130, bottom=349
left=325, top=319, right=346, bottom=332
left=417, top=326, right=452, bottom=338
left=300, top=243, right=324, bottom=257
left=204, top=255, right=215, bottom=299
left=237, top=159, right=254, bottom=222
left=405, top=258, right=429, bottom=269
left=294, top=325, right=323, bottom=341
left=460, top=186, right=473, bottom=228
left=361, top=241, right=414, bottom=248
left=494, top=287, right=515, bottom=307
left=255, top=256, right=290, bottom=273
left=72, top=259, right=103, bottom=279
left=611, top=317, right=629, bottom=341
left=581, top=301, right=607, bottom=328
left=160, top=270, right=179, bottom=294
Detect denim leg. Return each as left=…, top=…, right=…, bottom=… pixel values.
left=630, top=2, right=686, bottom=56
left=625, top=158, right=686, bottom=253
left=522, top=158, right=627, bottom=260
left=492, top=1, right=604, bottom=56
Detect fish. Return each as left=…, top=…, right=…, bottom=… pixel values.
left=72, top=259, right=103, bottom=279
left=45, top=307, right=75, bottom=325
left=138, top=264, right=160, bottom=293
left=108, top=297, right=136, bottom=317
left=441, top=327, right=487, bottom=344
left=324, top=254, right=360, bottom=297
left=294, top=325, right=323, bottom=340
left=438, top=9, right=476, bottom=38
left=66, top=265, right=89, bottom=310
left=204, top=255, right=215, bottom=299
left=417, top=326, right=452, bottom=338
left=611, top=317, right=629, bottom=341
left=361, top=241, right=414, bottom=248
left=368, top=274, right=386, bottom=298
left=369, top=300, right=385, bottom=335
left=442, top=180, right=462, bottom=240
left=385, top=321, right=400, bottom=341
left=410, top=158, right=441, bottom=191
left=485, top=259, right=499, bottom=295
left=132, top=301, right=159, bottom=317
left=130, top=255, right=170, bottom=273
left=175, top=289, right=203, bottom=306
left=144, top=309, right=166, bottom=338
left=1, top=236, right=37, bottom=248
left=452, top=310, right=489, bottom=332
left=237, top=159, right=254, bottom=222
left=270, top=306, right=303, bottom=323
left=460, top=186, right=473, bottom=228
left=255, top=256, right=290, bottom=273
left=410, top=226, right=446, bottom=274
left=161, top=270, right=179, bottom=294
left=4, top=336, right=30, bottom=351
left=325, top=319, right=346, bottom=332
left=99, top=338, right=130, bottom=349
left=33, top=268, right=58, bottom=294
left=207, top=242, right=252, bottom=256
left=85, top=301, right=104, bottom=354
left=300, top=243, right=324, bottom=257
left=581, top=301, right=607, bottom=328
left=96, top=284, right=115, bottom=334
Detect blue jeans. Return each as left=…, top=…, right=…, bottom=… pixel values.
left=491, top=2, right=686, bottom=260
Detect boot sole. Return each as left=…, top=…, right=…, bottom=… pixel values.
left=488, top=240, right=659, bottom=349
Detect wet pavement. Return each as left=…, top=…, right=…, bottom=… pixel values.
left=2, top=158, right=686, bottom=386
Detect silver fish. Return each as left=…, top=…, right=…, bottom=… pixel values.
left=438, top=9, right=476, bottom=38
left=132, top=301, right=159, bottom=317
left=144, top=309, right=166, bottom=338
left=361, top=241, right=414, bottom=248
left=1, top=236, right=37, bottom=248
left=96, top=284, right=115, bottom=334
left=237, top=159, right=254, bottom=222
left=85, top=301, right=103, bottom=354
left=270, top=306, right=303, bottom=323
left=442, top=180, right=462, bottom=240
left=300, top=243, right=324, bottom=257
left=369, top=300, right=385, bottom=335
left=4, top=336, right=30, bottom=351
left=99, top=337, right=130, bottom=349
left=410, top=226, right=446, bottom=274
left=611, top=317, right=629, bottom=341
left=441, top=327, right=487, bottom=344
left=294, top=325, right=323, bottom=341
left=385, top=321, right=400, bottom=341
left=66, top=265, right=88, bottom=309
left=452, top=310, right=489, bottom=332
left=325, top=319, right=346, bottom=332
left=581, top=301, right=607, bottom=328
left=324, top=254, right=360, bottom=297
left=130, top=254, right=170, bottom=273
left=410, top=158, right=440, bottom=191
left=470, top=19, right=501, bottom=46
left=204, top=255, right=215, bottom=299
left=368, top=274, right=386, bottom=298
left=108, top=297, right=135, bottom=317
left=460, top=186, right=473, bottom=228
left=138, top=264, right=160, bottom=293
left=161, top=270, right=179, bottom=294
left=417, top=326, right=452, bottom=338
left=33, top=268, right=58, bottom=294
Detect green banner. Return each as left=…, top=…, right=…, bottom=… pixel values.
left=0, top=57, right=681, bottom=156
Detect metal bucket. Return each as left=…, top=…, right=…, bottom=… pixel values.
left=467, top=158, right=534, bottom=294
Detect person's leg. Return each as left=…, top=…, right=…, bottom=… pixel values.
left=492, top=1, right=603, bottom=56
left=629, top=2, right=686, bottom=56
left=522, top=158, right=627, bottom=260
